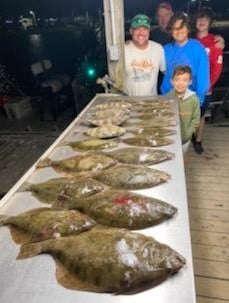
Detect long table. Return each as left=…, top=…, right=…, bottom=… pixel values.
left=0, top=94, right=196, bottom=303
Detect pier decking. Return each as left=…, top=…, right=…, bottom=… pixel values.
left=186, top=125, right=229, bottom=303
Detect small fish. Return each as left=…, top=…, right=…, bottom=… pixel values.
left=17, top=227, right=186, bottom=293
left=55, top=189, right=177, bottom=229
left=20, top=177, right=105, bottom=203
left=86, top=125, right=126, bottom=139
left=92, top=108, right=130, bottom=119
left=125, top=117, right=177, bottom=127
left=0, top=208, right=96, bottom=243
left=93, top=164, right=170, bottom=189
left=68, top=138, right=118, bottom=150
left=37, top=154, right=117, bottom=174
left=105, top=147, right=174, bottom=165
left=122, top=136, right=173, bottom=147
left=86, top=114, right=129, bottom=126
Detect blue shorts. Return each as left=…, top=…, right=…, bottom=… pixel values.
left=201, top=95, right=211, bottom=117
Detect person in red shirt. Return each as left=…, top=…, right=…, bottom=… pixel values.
left=193, top=7, right=223, bottom=154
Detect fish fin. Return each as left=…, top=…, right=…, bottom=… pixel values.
left=17, top=182, right=32, bottom=192
left=0, top=214, right=9, bottom=226
left=17, top=242, right=43, bottom=259
left=36, top=158, right=52, bottom=168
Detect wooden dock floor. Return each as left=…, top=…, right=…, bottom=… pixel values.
left=186, top=125, right=229, bottom=303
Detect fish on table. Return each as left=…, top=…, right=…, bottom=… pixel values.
left=103, top=147, right=175, bottom=165
left=122, top=136, right=173, bottom=147
left=86, top=125, right=126, bottom=139
left=54, top=189, right=177, bottom=229
left=20, top=177, right=105, bottom=204
left=92, top=164, right=170, bottom=190
left=0, top=208, right=96, bottom=243
left=17, top=227, right=186, bottom=294
left=130, top=127, right=176, bottom=137
left=36, top=154, right=117, bottom=174
left=67, top=138, right=118, bottom=151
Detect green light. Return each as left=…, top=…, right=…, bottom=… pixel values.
left=86, top=67, right=96, bottom=78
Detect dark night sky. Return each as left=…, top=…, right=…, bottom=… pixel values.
left=0, top=0, right=228, bottom=18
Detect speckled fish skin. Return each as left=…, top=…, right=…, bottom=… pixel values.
left=55, top=189, right=177, bottom=229
left=105, top=147, right=174, bottom=165
left=95, top=101, right=132, bottom=110
left=21, top=177, right=105, bottom=203
left=0, top=208, right=96, bottom=242
left=86, top=125, right=126, bottom=139
left=93, top=165, right=170, bottom=189
left=68, top=138, right=118, bottom=151
left=37, top=154, right=117, bottom=173
left=17, top=227, right=186, bottom=293
left=123, top=136, right=173, bottom=147
left=131, top=127, right=176, bottom=137
left=92, top=108, right=130, bottom=119
left=86, top=114, right=129, bottom=126
left=125, top=117, right=177, bottom=127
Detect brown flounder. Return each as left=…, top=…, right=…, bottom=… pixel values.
left=0, top=208, right=96, bottom=243
left=17, top=227, right=186, bottom=293
left=104, top=147, right=174, bottom=165
left=86, top=114, right=129, bottom=126
left=131, top=127, right=176, bottom=137
left=86, top=125, right=126, bottom=139
left=122, top=136, right=173, bottom=147
left=21, top=177, right=105, bottom=203
left=68, top=138, right=118, bottom=151
left=55, top=189, right=177, bottom=229
left=37, top=154, right=117, bottom=174
left=95, top=101, right=132, bottom=110
left=93, top=164, right=170, bottom=189
left=125, top=117, right=177, bottom=128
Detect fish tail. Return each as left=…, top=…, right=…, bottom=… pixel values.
left=17, top=242, right=43, bottom=259
left=0, top=214, right=9, bottom=226
left=18, top=182, right=32, bottom=192
left=36, top=158, right=52, bottom=168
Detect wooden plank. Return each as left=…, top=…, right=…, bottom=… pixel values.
left=189, top=208, right=229, bottom=222
left=195, top=276, right=229, bottom=300
left=194, top=259, right=229, bottom=280
left=191, top=230, right=229, bottom=247
left=197, top=296, right=229, bottom=303
left=192, top=244, right=229, bottom=262
left=190, top=218, right=229, bottom=233
left=187, top=198, right=229, bottom=211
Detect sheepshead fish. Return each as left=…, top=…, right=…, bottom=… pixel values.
left=68, top=138, right=118, bottom=151
left=122, top=136, right=173, bottom=147
left=20, top=177, right=105, bottom=203
left=104, top=147, right=174, bottom=165
left=93, top=164, right=170, bottom=189
left=86, top=125, right=126, bottom=139
left=37, top=154, right=117, bottom=173
left=0, top=208, right=96, bottom=243
left=131, top=127, right=176, bottom=137
left=17, top=227, right=186, bottom=293
left=55, top=189, right=177, bottom=229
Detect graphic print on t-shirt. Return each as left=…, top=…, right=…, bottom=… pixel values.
left=131, top=58, right=154, bottom=82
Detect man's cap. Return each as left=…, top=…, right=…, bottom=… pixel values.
left=130, top=14, right=151, bottom=29
left=157, top=2, right=173, bottom=12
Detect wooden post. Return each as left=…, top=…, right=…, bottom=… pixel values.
left=103, top=0, right=125, bottom=92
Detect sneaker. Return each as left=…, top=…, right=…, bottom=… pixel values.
left=194, top=142, right=204, bottom=154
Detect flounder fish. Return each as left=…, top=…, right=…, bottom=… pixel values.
left=95, top=101, right=132, bottom=110
left=93, top=164, right=170, bottom=189
left=86, top=125, right=126, bottom=139
left=131, top=127, right=176, bottom=137
left=93, top=108, right=130, bottom=119
left=122, top=136, right=173, bottom=147
left=20, top=177, right=105, bottom=203
left=55, top=189, right=177, bottom=229
left=125, top=118, right=177, bottom=127
left=104, top=147, right=174, bottom=165
left=86, top=114, right=129, bottom=126
left=17, top=227, right=186, bottom=293
left=37, top=154, right=117, bottom=173
left=68, top=138, right=118, bottom=151
left=0, top=208, right=96, bottom=243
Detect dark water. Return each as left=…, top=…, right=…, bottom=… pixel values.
left=0, top=26, right=105, bottom=95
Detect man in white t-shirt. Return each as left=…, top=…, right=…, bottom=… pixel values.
left=125, top=14, right=166, bottom=96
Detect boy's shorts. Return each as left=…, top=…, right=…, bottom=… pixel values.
left=201, top=94, right=211, bottom=117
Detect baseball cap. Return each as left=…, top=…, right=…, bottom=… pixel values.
left=130, top=14, right=151, bottom=29
left=157, top=2, right=173, bottom=12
